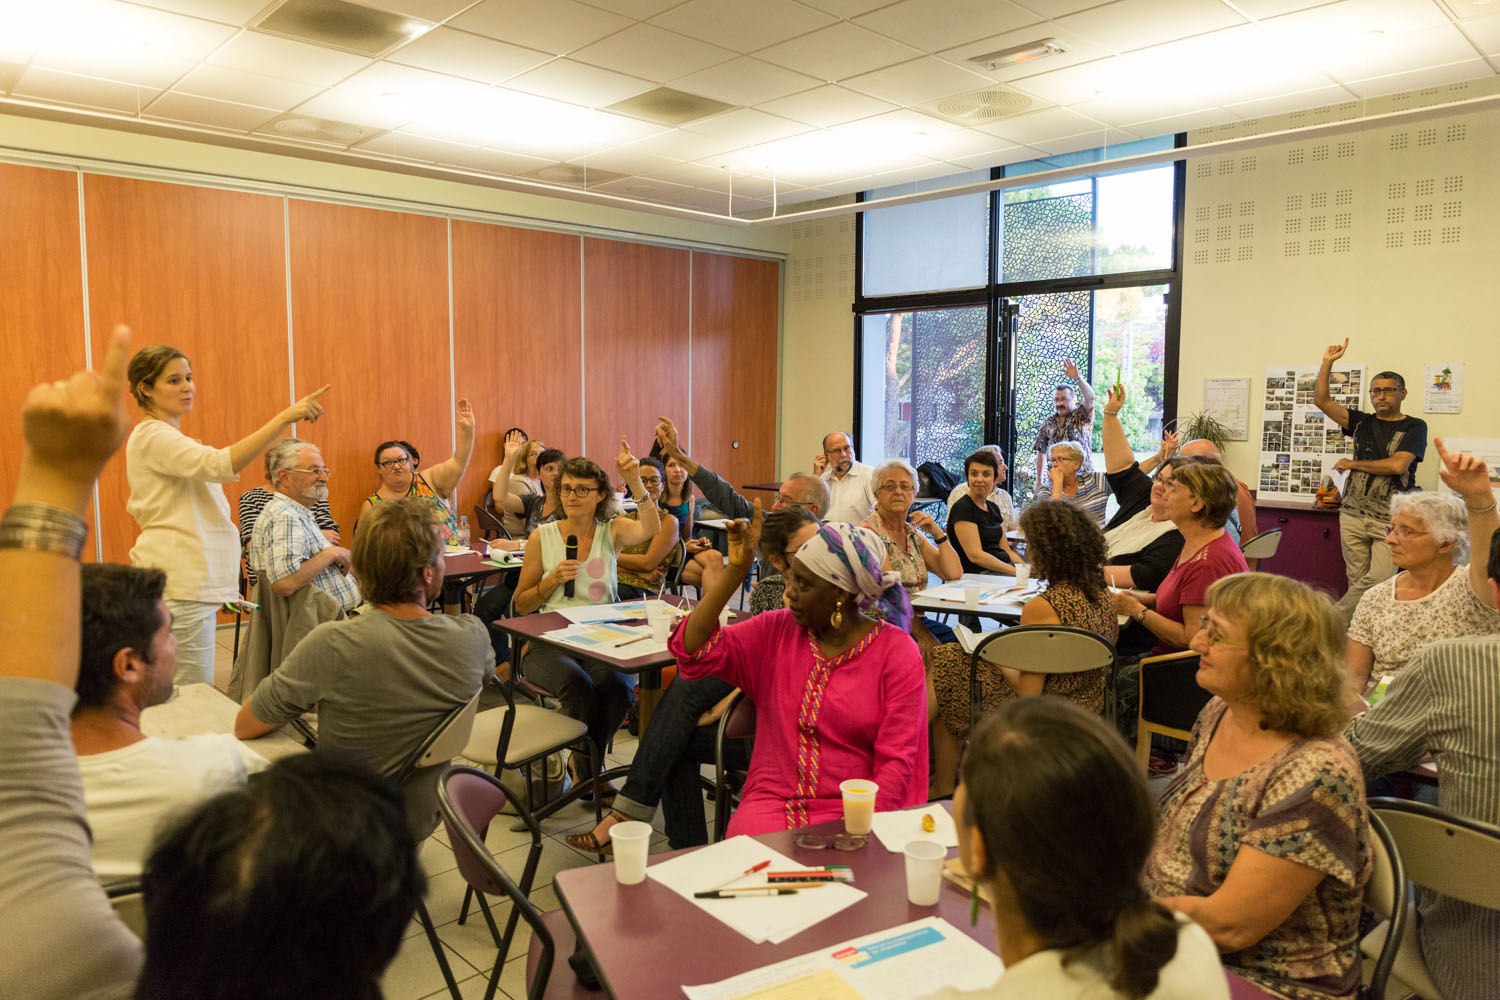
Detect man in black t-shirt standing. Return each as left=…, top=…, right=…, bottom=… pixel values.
left=1314, top=338, right=1428, bottom=623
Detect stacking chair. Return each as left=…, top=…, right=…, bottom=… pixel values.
left=662, top=538, right=687, bottom=596
left=438, top=765, right=555, bottom=1000
left=1134, top=651, right=1211, bottom=770
left=1239, top=528, right=1283, bottom=561
left=712, top=690, right=757, bottom=842
left=1366, top=798, right=1500, bottom=999
left=103, top=875, right=147, bottom=941
left=401, top=693, right=484, bottom=1000
left=968, top=626, right=1118, bottom=736
left=1358, top=810, right=1409, bottom=1000
left=473, top=503, right=510, bottom=541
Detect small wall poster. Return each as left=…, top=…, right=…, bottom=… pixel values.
left=1423, top=363, right=1463, bottom=414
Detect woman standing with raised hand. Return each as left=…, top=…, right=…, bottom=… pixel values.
left=125, top=344, right=329, bottom=686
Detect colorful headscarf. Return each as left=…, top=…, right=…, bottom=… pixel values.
left=794, top=523, right=912, bottom=631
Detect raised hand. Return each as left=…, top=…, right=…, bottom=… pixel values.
left=456, top=398, right=475, bottom=431
left=616, top=435, right=640, bottom=481
left=909, top=509, right=939, bottom=535
left=1434, top=438, right=1493, bottom=500
left=289, top=384, right=330, bottom=424
left=726, top=500, right=764, bottom=574
left=1159, top=430, right=1179, bottom=458
left=22, top=323, right=131, bottom=493
left=502, top=428, right=525, bottom=461
left=1104, top=383, right=1126, bottom=415
left=1063, top=357, right=1080, bottom=380
left=654, top=415, right=682, bottom=457
left=812, top=452, right=829, bottom=476
left=1322, top=338, right=1348, bottom=364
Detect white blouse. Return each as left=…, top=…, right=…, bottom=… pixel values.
left=125, top=419, right=241, bottom=603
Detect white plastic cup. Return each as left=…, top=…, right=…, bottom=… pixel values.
left=963, top=583, right=980, bottom=609
left=1014, top=563, right=1030, bottom=589
left=719, top=605, right=733, bottom=627
left=611, top=821, right=653, bottom=884
left=839, top=779, right=879, bottom=835
left=646, top=600, right=672, bottom=642
left=904, top=839, right=946, bottom=906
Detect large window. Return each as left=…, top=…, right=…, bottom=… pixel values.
left=854, top=138, right=1181, bottom=501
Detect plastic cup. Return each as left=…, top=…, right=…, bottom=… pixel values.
left=1015, top=563, right=1030, bottom=589
left=611, top=821, right=653, bottom=885
left=839, top=779, right=879, bottom=835
left=963, top=583, right=980, bottom=609
left=646, top=600, right=672, bottom=642
left=904, top=839, right=946, bottom=906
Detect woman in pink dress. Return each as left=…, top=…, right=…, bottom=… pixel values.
left=670, top=509, right=928, bottom=834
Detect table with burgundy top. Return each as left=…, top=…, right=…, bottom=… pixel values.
left=552, top=813, right=1277, bottom=1000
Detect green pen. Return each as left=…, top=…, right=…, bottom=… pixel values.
left=970, top=883, right=980, bottom=926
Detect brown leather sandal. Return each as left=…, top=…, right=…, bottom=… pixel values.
left=565, top=809, right=631, bottom=855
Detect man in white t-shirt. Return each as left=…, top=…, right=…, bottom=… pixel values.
left=814, top=430, right=876, bottom=524
left=70, top=563, right=268, bottom=879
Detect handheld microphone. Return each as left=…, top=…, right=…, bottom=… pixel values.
left=564, top=534, right=578, bottom=598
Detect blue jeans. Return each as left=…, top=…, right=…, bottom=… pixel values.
left=613, top=674, right=748, bottom=850
left=522, top=645, right=632, bottom=764
left=473, top=581, right=515, bottom=665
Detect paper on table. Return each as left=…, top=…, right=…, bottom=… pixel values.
left=555, top=600, right=650, bottom=625
left=681, top=917, right=1002, bottom=1000
left=540, top=623, right=668, bottom=656
left=648, top=835, right=865, bottom=945
left=870, top=806, right=957, bottom=854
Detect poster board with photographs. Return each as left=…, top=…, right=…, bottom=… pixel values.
left=1258, top=364, right=1366, bottom=503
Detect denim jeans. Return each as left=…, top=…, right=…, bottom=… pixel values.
left=522, top=645, right=632, bottom=764
left=613, top=674, right=748, bottom=849
left=473, top=581, right=515, bottom=665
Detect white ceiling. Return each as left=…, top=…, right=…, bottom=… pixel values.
left=1, top=0, right=1497, bottom=220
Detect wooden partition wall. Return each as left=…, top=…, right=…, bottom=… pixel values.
left=0, top=161, right=781, bottom=563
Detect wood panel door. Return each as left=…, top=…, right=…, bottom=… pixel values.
left=582, top=239, right=689, bottom=480
left=451, top=221, right=581, bottom=522
left=287, top=201, right=450, bottom=532
left=0, top=164, right=87, bottom=526
left=83, top=176, right=289, bottom=563
left=690, top=252, right=780, bottom=491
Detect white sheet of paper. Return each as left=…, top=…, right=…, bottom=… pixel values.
left=870, top=806, right=958, bottom=854
left=648, top=835, right=866, bottom=945
left=681, top=917, right=1002, bottom=1000
left=554, top=600, right=649, bottom=625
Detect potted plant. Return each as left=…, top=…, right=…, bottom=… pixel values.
left=1168, top=411, right=1231, bottom=451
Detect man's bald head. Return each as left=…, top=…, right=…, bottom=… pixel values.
left=775, top=473, right=829, bottom=518
left=1179, top=439, right=1222, bottom=461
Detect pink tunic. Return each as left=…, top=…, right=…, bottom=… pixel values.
left=672, top=609, right=928, bottom=836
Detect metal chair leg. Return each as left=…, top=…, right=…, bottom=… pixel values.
left=415, top=899, right=462, bottom=999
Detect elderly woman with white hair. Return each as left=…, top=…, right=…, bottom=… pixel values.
left=1040, top=440, right=1112, bottom=526
left=671, top=507, right=928, bottom=835
left=861, top=458, right=961, bottom=647
left=1347, top=439, right=1500, bottom=690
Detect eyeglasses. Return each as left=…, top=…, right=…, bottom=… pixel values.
left=878, top=481, right=915, bottom=494
left=1369, top=387, right=1402, bottom=396
left=792, top=833, right=868, bottom=851
left=1150, top=477, right=1172, bottom=491
left=1196, top=615, right=1247, bottom=649
left=377, top=457, right=411, bottom=469
left=288, top=466, right=331, bottom=477
left=639, top=475, right=662, bottom=486
left=558, top=485, right=599, bottom=497
left=1388, top=524, right=1430, bottom=540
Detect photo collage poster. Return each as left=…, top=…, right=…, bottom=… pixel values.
left=1258, top=364, right=1366, bottom=503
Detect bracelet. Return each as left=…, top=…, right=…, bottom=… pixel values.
left=1133, top=607, right=1149, bottom=624
left=932, top=533, right=948, bottom=545
left=0, top=504, right=88, bottom=560
left=1465, top=500, right=1497, bottom=514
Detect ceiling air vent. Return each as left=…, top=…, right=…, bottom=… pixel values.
left=254, top=0, right=432, bottom=57
left=930, top=88, right=1033, bottom=124
left=523, top=164, right=628, bottom=189
left=268, top=116, right=372, bottom=144
left=605, top=87, right=734, bottom=127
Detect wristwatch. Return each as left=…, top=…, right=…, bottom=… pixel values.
left=932, top=533, right=948, bottom=545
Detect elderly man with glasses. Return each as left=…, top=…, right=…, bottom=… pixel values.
left=248, top=437, right=360, bottom=612
left=1314, top=339, right=1428, bottom=623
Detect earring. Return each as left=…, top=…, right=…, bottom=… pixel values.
left=829, top=604, right=844, bottom=631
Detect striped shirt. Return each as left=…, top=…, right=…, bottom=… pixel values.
left=238, top=487, right=337, bottom=590
left=1345, top=634, right=1500, bottom=1000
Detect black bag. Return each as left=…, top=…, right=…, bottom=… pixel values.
left=916, top=461, right=961, bottom=498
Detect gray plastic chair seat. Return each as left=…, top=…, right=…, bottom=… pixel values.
left=465, top=704, right=589, bottom=768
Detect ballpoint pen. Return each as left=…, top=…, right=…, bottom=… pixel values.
left=694, top=888, right=799, bottom=899
left=702, top=859, right=772, bottom=893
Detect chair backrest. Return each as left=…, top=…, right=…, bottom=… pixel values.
left=408, top=692, right=482, bottom=775
left=714, top=690, right=756, bottom=841
left=439, top=765, right=554, bottom=1000
left=104, top=876, right=147, bottom=941
left=1239, top=528, right=1283, bottom=560
left=973, top=625, right=1117, bottom=675
left=663, top=538, right=687, bottom=589
left=1138, top=651, right=1211, bottom=731
left=721, top=690, right=757, bottom=742
left=474, top=503, right=509, bottom=540
left=1370, top=797, right=1500, bottom=910
left=1362, top=810, right=1407, bottom=1000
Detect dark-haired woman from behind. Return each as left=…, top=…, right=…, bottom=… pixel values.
left=919, top=697, right=1226, bottom=1000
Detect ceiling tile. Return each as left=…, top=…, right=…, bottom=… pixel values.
left=451, top=0, right=634, bottom=55
left=756, top=22, right=924, bottom=82
left=1228, top=0, right=1349, bottom=16
left=853, top=0, right=1041, bottom=54
left=947, top=143, right=1030, bottom=169
left=572, top=24, right=737, bottom=81
left=175, top=63, right=322, bottom=110
left=438, top=146, right=556, bottom=174
left=25, top=3, right=236, bottom=90
left=142, top=91, right=279, bottom=131
left=293, top=62, right=493, bottom=130
left=578, top=0, right=687, bottom=17
left=129, top=0, right=269, bottom=23
left=616, top=128, right=747, bottom=160
left=798, top=0, right=899, bottom=14
left=1344, top=57, right=1496, bottom=97
left=669, top=56, right=823, bottom=106
left=649, top=0, right=838, bottom=54
left=1026, top=125, right=1135, bottom=153
left=14, top=66, right=160, bottom=114
left=841, top=56, right=998, bottom=105
left=1056, top=0, right=1245, bottom=54
left=1221, top=84, right=1354, bottom=117
left=1123, top=105, right=1238, bottom=136
left=1263, top=15, right=1482, bottom=82
left=1010, top=0, right=1116, bottom=14
left=589, top=174, right=696, bottom=201
left=973, top=104, right=1106, bottom=142
left=388, top=27, right=553, bottom=84
left=212, top=32, right=370, bottom=88
left=351, top=130, right=479, bottom=161
left=642, top=161, right=737, bottom=189
left=683, top=107, right=813, bottom=150
left=756, top=84, right=899, bottom=127
left=942, top=24, right=1113, bottom=83
left=361, top=0, right=476, bottom=19
left=1067, top=89, right=1217, bottom=127
left=406, top=88, right=664, bottom=153
left=1005, top=56, right=1124, bottom=105
left=1459, top=13, right=1500, bottom=57
left=565, top=145, right=684, bottom=175
left=1125, top=24, right=1338, bottom=106
left=506, top=58, right=654, bottom=106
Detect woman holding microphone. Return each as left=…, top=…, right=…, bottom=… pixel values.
left=125, top=344, right=329, bottom=685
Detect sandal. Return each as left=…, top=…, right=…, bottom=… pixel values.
left=567, top=754, right=619, bottom=807
left=565, top=810, right=630, bottom=855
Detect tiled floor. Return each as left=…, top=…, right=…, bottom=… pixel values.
left=210, top=627, right=708, bottom=1000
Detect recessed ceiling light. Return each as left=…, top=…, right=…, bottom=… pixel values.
left=969, top=39, right=1064, bottom=71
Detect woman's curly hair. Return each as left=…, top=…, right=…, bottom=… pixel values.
left=1019, top=499, right=1109, bottom=604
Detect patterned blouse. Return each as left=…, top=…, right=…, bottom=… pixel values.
left=860, top=517, right=930, bottom=592
left=1348, top=568, right=1500, bottom=680
left=365, top=472, right=456, bottom=543
left=1147, top=699, right=1372, bottom=1000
